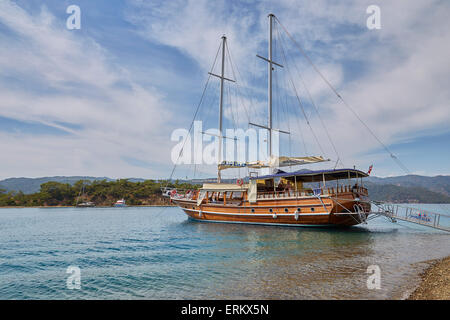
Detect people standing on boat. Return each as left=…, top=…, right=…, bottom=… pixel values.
left=284, top=181, right=293, bottom=192
left=352, top=183, right=360, bottom=197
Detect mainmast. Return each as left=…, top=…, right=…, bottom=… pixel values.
left=268, top=13, right=274, bottom=158
left=252, top=14, right=286, bottom=164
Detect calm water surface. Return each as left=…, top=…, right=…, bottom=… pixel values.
left=0, top=204, right=449, bottom=299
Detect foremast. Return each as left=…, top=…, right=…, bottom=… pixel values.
left=209, top=36, right=234, bottom=183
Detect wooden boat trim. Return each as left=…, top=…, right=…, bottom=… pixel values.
left=175, top=199, right=335, bottom=208
left=180, top=203, right=333, bottom=209
left=183, top=207, right=331, bottom=216
left=175, top=194, right=347, bottom=202
left=188, top=217, right=336, bottom=227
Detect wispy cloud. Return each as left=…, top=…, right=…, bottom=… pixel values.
left=0, top=1, right=176, bottom=179
left=0, top=0, right=449, bottom=179
left=126, top=0, right=450, bottom=175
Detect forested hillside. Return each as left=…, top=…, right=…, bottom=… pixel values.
left=0, top=179, right=198, bottom=207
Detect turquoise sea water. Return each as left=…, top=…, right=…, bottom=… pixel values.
left=0, top=204, right=449, bottom=300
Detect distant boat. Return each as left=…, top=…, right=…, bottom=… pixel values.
left=75, top=182, right=96, bottom=208
left=76, top=201, right=96, bottom=208
left=114, top=199, right=127, bottom=207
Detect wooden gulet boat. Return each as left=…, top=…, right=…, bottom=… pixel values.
left=173, top=168, right=370, bottom=227
left=171, top=14, right=371, bottom=227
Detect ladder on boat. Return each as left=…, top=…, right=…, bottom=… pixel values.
left=370, top=202, right=450, bottom=232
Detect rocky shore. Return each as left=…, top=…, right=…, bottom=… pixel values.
left=407, top=256, right=450, bottom=300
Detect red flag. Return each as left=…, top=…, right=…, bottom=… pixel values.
left=367, top=165, right=373, bottom=175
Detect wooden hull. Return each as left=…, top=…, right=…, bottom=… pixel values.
left=173, top=194, right=370, bottom=228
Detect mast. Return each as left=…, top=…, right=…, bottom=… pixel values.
left=218, top=35, right=226, bottom=183
left=252, top=14, right=285, bottom=164
left=268, top=13, right=274, bottom=158
left=208, top=36, right=235, bottom=183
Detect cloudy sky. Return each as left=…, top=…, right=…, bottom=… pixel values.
left=0, top=0, right=449, bottom=180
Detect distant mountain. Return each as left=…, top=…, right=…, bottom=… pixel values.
left=0, top=176, right=144, bottom=194
left=367, top=175, right=450, bottom=196
left=364, top=182, right=450, bottom=203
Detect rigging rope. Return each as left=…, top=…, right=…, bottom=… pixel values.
left=274, top=16, right=411, bottom=175
left=165, top=42, right=222, bottom=185
left=276, top=25, right=344, bottom=168
left=225, top=41, right=255, bottom=126
left=275, top=25, right=327, bottom=157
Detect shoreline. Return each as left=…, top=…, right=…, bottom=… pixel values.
left=0, top=204, right=176, bottom=208
left=406, top=256, right=450, bottom=300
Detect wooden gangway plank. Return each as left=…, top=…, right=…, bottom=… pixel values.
left=371, top=202, right=450, bottom=232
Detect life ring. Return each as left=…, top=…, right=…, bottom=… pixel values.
left=236, top=178, right=244, bottom=186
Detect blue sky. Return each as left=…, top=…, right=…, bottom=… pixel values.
left=0, top=0, right=449, bottom=180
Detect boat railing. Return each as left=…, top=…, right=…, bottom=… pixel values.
left=167, top=189, right=199, bottom=200
left=256, top=189, right=328, bottom=199
left=325, top=185, right=368, bottom=196
left=255, top=185, right=368, bottom=199
left=172, top=185, right=368, bottom=201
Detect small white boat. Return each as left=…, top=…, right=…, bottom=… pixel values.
left=114, top=199, right=127, bottom=207
left=76, top=183, right=95, bottom=207
left=76, top=201, right=96, bottom=208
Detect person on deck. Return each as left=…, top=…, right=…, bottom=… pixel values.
left=284, top=181, right=293, bottom=192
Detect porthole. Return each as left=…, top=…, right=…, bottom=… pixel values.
left=269, top=208, right=273, bottom=213
left=297, top=208, right=301, bottom=212
left=192, top=206, right=195, bottom=210
left=311, top=207, right=315, bottom=212
left=251, top=208, right=255, bottom=213
left=284, top=208, right=289, bottom=213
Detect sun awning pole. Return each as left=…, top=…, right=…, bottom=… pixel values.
left=294, top=175, right=298, bottom=198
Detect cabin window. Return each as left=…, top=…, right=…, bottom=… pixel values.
left=297, top=208, right=301, bottom=212
left=251, top=208, right=255, bottom=213
left=269, top=208, right=273, bottom=213
left=311, top=207, right=315, bottom=212
left=232, top=192, right=243, bottom=199
left=284, top=208, right=289, bottom=213
left=192, top=206, right=195, bottom=210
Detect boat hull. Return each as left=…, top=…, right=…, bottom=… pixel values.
left=173, top=196, right=369, bottom=227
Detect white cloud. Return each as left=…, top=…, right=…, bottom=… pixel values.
left=126, top=0, right=265, bottom=74
left=126, top=0, right=450, bottom=175
left=0, top=1, right=175, bottom=179
left=1, top=0, right=449, bottom=179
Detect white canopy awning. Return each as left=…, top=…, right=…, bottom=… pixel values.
left=201, top=183, right=248, bottom=191
left=218, top=156, right=327, bottom=170
left=269, top=156, right=327, bottom=167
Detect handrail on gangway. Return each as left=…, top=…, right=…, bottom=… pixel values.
left=370, top=201, right=450, bottom=232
